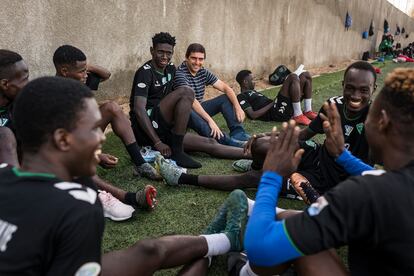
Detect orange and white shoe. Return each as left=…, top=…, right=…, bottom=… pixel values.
left=289, top=173, right=320, bottom=205
left=303, top=111, right=318, bottom=120
left=292, top=114, right=311, bottom=126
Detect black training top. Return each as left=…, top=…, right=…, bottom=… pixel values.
left=0, top=106, right=13, bottom=130
left=237, top=90, right=273, bottom=114
left=0, top=164, right=104, bottom=275
left=309, top=96, right=370, bottom=162
left=286, top=161, right=414, bottom=275
left=129, top=60, right=176, bottom=117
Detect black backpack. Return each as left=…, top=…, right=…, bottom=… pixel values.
left=269, top=65, right=291, bottom=85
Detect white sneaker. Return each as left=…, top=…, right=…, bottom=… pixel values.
left=98, top=190, right=135, bottom=221
left=293, top=64, right=306, bottom=76
left=140, top=146, right=160, bottom=163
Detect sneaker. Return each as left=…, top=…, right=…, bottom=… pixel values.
left=133, top=163, right=162, bottom=181
left=232, top=159, right=253, bottom=173
left=203, top=202, right=228, bottom=235
left=293, top=64, right=305, bottom=76
left=230, top=131, right=251, bottom=142
left=303, top=111, right=318, bottom=120
left=155, top=154, right=183, bottom=186
left=227, top=252, right=248, bottom=276
left=293, top=114, right=311, bottom=126
left=289, top=173, right=320, bottom=205
left=98, top=190, right=135, bottom=221
left=140, top=146, right=160, bottom=163
left=135, top=185, right=158, bottom=210
left=223, top=190, right=248, bottom=252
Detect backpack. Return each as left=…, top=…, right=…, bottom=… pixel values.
left=362, top=31, right=368, bottom=39
left=269, top=65, right=291, bottom=86
left=345, top=11, right=352, bottom=30
left=362, top=51, right=370, bottom=61
left=369, top=20, right=374, bottom=36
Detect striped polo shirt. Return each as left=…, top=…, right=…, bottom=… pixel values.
left=173, top=62, right=218, bottom=102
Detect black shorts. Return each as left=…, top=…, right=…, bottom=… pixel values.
left=297, top=140, right=351, bottom=194
left=260, top=94, right=293, bottom=122
left=131, top=105, right=172, bottom=147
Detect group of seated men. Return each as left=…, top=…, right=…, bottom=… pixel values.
left=0, top=30, right=413, bottom=275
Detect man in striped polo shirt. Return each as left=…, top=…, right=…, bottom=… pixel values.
left=173, top=43, right=250, bottom=146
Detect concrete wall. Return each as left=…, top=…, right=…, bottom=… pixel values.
left=1, top=0, right=414, bottom=101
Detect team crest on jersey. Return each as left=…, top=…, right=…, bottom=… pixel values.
left=143, top=64, right=151, bottom=70
left=75, top=262, right=101, bottom=276
left=161, top=77, right=167, bottom=85
left=307, top=196, right=329, bottom=216
left=167, top=73, right=172, bottom=81
left=356, top=123, right=364, bottom=134
left=0, top=118, right=8, bottom=126
left=344, top=125, right=353, bottom=136
left=305, top=140, right=317, bottom=149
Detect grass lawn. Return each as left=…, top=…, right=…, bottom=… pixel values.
left=99, top=61, right=413, bottom=275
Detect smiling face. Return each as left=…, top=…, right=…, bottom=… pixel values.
left=186, top=52, right=205, bottom=75
left=342, top=68, right=376, bottom=116
left=66, top=97, right=105, bottom=177
left=150, top=43, right=174, bottom=71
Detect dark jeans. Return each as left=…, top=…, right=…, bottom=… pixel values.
left=188, top=94, right=244, bottom=138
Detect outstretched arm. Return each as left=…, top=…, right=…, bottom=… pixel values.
left=243, top=103, right=273, bottom=120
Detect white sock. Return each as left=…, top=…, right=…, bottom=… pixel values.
left=201, top=233, right=231, bottom=257
left=292, top=102, right=302, bottom=117
left=293, top=64, right=305, bottom=76
left=240, top=261, right=259, bottom=276
left=247, top=197, right=286, bottom=216
left=304, top=98, right=312, bottom=112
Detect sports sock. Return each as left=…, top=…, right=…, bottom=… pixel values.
left=170, top=133, right=202, bottom=169
left=239, top=262, right=259, bottom=276
left=125, top=142, right=145, bottom=166
left=178, top=173, right=199, bottom=185
left=124, top=192, right=137, bottom=206
left=247, top=198, right=286, bottom=216
left=200, top=233, right=231, bottom=257
left=304, top=98, right=312, bottom=112
left=292, top=102, right=302, bottom=117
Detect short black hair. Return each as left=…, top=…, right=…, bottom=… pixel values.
left=378, top=68, right=414, bottom=138
left=0, top=49, right=23, bottom=79
left=152, top=32, right=176, bottom=48
left=13, top=76, right=94, bottom=153
left=236, top=70, right=252, bottom=86
left=185, top=43, right=205, bottom=58
left=53, top=45, right=86, bottom=68
left=344, top=61, right=377, bottom=82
